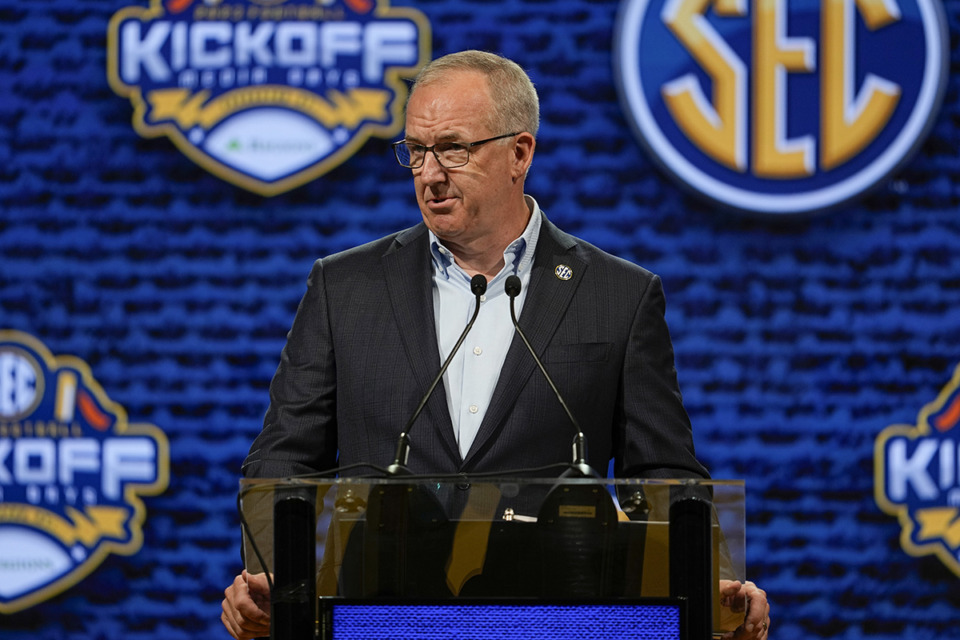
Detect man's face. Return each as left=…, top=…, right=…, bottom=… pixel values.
left=404, top=70, right=531, bottom=255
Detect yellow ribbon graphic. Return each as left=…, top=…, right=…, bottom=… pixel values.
left=0, top=503, right=129, bottom=547
left=146, top=86, right=391, bottom=130
left=915, top=507, right=960, bottom=548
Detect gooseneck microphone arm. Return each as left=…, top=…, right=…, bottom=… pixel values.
left=386, top=274, right=488, bottom=475
left=505, top=274, right=596, bottom=477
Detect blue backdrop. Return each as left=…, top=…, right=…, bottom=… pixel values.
left=1, top=0, right=959, bottom=638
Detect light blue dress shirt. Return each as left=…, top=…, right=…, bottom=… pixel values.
left=429, top=196, right=542, bottom=458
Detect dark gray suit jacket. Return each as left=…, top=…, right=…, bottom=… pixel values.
left=243, top=214, right=707, bottom=481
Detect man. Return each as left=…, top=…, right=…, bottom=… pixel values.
left=222, top=50, right=770, bottom=639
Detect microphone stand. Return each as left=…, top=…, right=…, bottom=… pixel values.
left=505, top=275, right=597, bottom=478
left=386, top=274, right=488, bottom=475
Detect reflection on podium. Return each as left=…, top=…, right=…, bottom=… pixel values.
left=240, top=477, right=746, bottom=640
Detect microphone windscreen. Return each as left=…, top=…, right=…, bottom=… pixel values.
left=505, top=274, right=522, bottom=298
left=470, top=274, right=488, bottom=296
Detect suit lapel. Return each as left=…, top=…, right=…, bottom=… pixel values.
left=381, top=225, right=461, bottom=461
left=463, top=217, right=587, bottom=467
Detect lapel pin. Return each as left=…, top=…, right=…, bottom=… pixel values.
left=554, top=264, right=573, bottom=281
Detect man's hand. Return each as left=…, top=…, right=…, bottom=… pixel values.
left=221, top=570, right=271, bottom=640
left=719, top=579, right=770, bottom=639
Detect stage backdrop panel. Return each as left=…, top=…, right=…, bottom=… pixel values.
left=1, top=0, right=959, bottom=638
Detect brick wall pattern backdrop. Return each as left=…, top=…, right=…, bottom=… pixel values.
left=1, top=0, right=959, bottom=638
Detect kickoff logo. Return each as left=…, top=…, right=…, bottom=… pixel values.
left=107, top=0, right=430, bottom=196
left=613, top=0, right=948, bottom=214
left=0, top=331, right=168, bottom=613
left=876, top=363, right=960, bottom=578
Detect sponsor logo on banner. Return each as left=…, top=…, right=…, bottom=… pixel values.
left=876, top=363, right=960, bottom=578
left=613, top=0, right=948, bottom=214
left=0, top=331, right=169, bottom=613
left=107, top=0, right=430, bottom=196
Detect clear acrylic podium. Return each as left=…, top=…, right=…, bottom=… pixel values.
left=239, top=477, right=746, bottom=640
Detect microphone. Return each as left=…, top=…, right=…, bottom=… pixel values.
left=386, top=273, right=488, bottom=475
left=505, top=277, right=617, bottom=601
left=504, top=274, right=596, bottom=477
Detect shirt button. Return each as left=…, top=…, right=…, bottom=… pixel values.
left=469, top=405, right=479, bottom=414
left=473, top=346, right=482, bottom=356
left=480, top=294, right=487, bottom=302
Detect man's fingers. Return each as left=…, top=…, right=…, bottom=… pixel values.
left=717, top=580, right=770, bottom=639
left=221, top=610, right=240, bottom=639
left=742, top=582, right=770, bottom=639
left=222, top=609, right=271, bottom=640
left=222, top=572, right=272, bottom=640
left=242, top=571, right=273, bottom=614
left=222, top=604, right=271, bottom=640
left=236, top=595, right=271, bottom=624
left=718, top=580, right=746, bottom=612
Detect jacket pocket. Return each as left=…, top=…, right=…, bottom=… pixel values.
left=542, top=342, right=611, bottom=363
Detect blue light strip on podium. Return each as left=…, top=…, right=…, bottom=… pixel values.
left=324, top=601, right=683, bottom=640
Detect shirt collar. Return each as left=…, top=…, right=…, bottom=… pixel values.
left=429, top=195, right=543, bottom=280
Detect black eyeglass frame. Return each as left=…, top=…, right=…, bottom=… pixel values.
left=392, top=132, right=521, bottom=169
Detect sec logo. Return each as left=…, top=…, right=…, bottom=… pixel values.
left=614, top=0, right=948, bottom=214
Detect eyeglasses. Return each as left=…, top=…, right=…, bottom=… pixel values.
left=392, top=132, right=520, bottom=169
